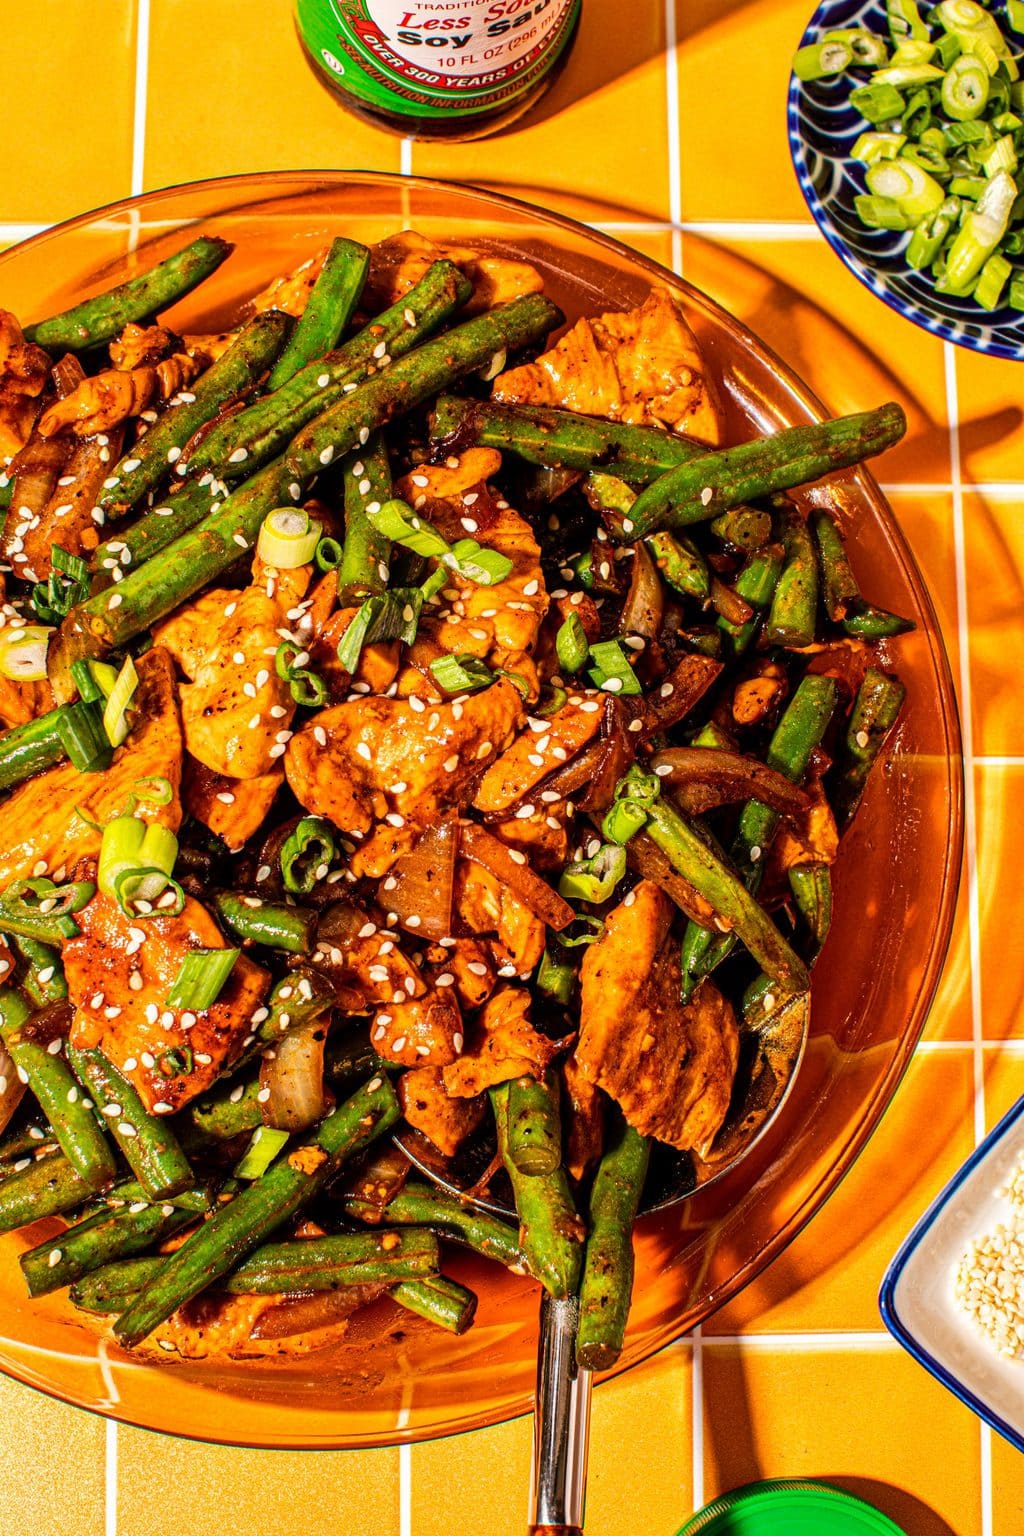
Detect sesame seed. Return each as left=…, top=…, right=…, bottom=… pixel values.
left=391, top=1036, right=408, bottom=1054
left=435, top=972, right=455, bottom=987
left=233, top=533, right=248, bottom=549
left=453, top=1032, right=464, bottom=1054
left=119, top=1122, right=138, bottom=1138
left=385, top=812, right=405, bottom=828
left=319, top=445, right=335, bottom=466
left=122, top=458, right=141, bottom=473
left=216, top=790, right=236, bottom=804
left=515, top=803, right=536, bottom=819
left=123, top=1057, right=138, bottom=1072
left=48, top=1250, right=62, bottom=1269
left=700, top=487, right=714, bottom=506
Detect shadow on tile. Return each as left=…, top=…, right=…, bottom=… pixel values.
left=829, top=1477, right=961, bottom=1536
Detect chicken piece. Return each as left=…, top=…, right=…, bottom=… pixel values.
left=370, top=984, right=464, bottom=1068
left=0, top=648, right=183, bottom=889
left=766, top=774, right=839, bottom=877
left=577, top=882, right=739, bottom=1155
left=313, top=904, right=424, bottom=1014
left=443, top=987, right=567, bottom=1098
left=473, top=697, right=604, bottom=814
left=424, top=938, right=496, bottom=1010
left=285, top=678, right=524, bottom=878
left=38, top=354, right=204, bottom=438
left=8, top=424, right=124, bottom=580
left=563, top=1052, right=604, bottom=1182
left=154, top=560, right=312, bottom=779
left=109, top=323, right=177, bottom=371
left=248, top=248, right=328, bottom=318
left=65, top=887, right=270, bottom=1115
left=454, top=858, right=545, bottom=975
left=493, top=287, right=725, bottom=446
left=309, top=606, right=400, bottom=703
left=491, top=808, right=570, bottom=873
left=731, top=660, right=788, bottom=728
left=399, top=1066, right=486, bottom=1158
left=141, top=1286, right=379, bottom=1360
left=396, top=453, right=549, bottom=677
left=366, top=231, right=544, bottom=317
left=0, top=669, right=52, bottom=732
left=0, top=310, right=50, bottom=459
left=183, top=757, right=282, bottom=852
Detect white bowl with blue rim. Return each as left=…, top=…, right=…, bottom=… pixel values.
left=788, top=0, right=1024, bottom=359
left=880, top=1093, right=1024, bottom=1450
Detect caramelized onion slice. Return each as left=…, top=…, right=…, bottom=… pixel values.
left=650, top=747, right=813, bottom=819
left=259, top=1015, right=330, bottom=1133
left=382, top=815, right=458, bottom=940
left=460, top=822, right=575, bottom=932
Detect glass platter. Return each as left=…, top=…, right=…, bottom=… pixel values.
left=0, top=171, right=963, bottom=1448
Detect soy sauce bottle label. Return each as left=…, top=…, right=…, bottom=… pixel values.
left=296, top=0, right=582, bottom=123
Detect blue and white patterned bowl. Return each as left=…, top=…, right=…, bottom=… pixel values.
left=788, top=0, right=1024, bottom=360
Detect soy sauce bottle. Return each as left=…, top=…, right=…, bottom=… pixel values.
left=295, top=0, right=583, bottom=141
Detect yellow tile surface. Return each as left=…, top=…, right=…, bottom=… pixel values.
left=0, top=1373, right=105, bottom=1536
left=116, top=1426, right=400, bottom=1536
left=2, top=0, right=137, bottom=224
left=1, top=0, right=1021, bottom=1530
left=702, top=1343, right=984, bottom=1536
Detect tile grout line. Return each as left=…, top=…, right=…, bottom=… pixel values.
left=664, top=0, right=682, bottom=277
left=691, top=1322, right=704, bottom=1510
left=105, top=1419, right=117, bottom=1536
left=131, top=0, right=150, bottom=199
left=944, top=340, right=992, bottom=1536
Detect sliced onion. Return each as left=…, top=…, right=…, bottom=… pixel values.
left=381, top=815, right=457, bottom=940
left=250, top=1284, right=387, bottom=1340
left=0, top=1040, right=27, bottom=1137
left=650, top=747, right=813, bottom=819
left=460, top=823, right=575, bottom=931
left=619, top=539, right=664, bottom=640
left=259, top=1015, right=330, bottom=1133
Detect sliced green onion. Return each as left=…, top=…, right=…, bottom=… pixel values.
left=98, top=816, right=179, bottom=913
left=233, top=1125, right=290, bottom=1180
left=871, top=61, right=944, bottom=85
left=555, top=613, right=589, bottom=674
left=981, top=134, right=1017, bottom=177
left=939, top=169, right=1017, bottom=289
left=165, top=947, right=239, bottom=1010
left=936, top=30, right=963, bottom=68
left=864, top=156, right=947, bottom=222
left=1009, top=0, right=1024, bottom=34
left=850, top=81, right=907, bottom=123
left=429, top=654, right=495, bottom=693
left=336, top=588, right=423, bottom=675
left=1009, top=269, right=1024, bottom=309
left=56, top=700, right=113, bottom=773
left=315, top=536, right=344, bottom=572
left=535, top=682, right=568, bottom=718
left=901, top=139, right=950, bottom=176
left=889, top=39, right=937, bottom=67
left=366, top=498, right=449, bottom=559
left=102, top=655, right=139, bottom=748
left=134, top=776, right=174, bottom=806
left=444, top=539, right=513, bottom=587
left=558, top=916, right=605, bottom=948
left=601, top=798, right=648, bottom=846
left=824, top=28, right=890, bottom=66
left=537, top=946, right=575, bottom=1005
left=942, top=51, right=992, bottom=119
left=257, top=508, right=321, bottom=569
left=936, top=1, right=1019, bottom=81
left=69, top=658, right=118, bottom=705
left=851, top=130, right=907, bottom=163
left=901, top=85, right=934, bottom=138
left=0, top=624, right=52, bottom=682
left=495, top=668, right=531, bottom=699
left=116, top=871, right=186, bottom=918
left=280, top=817, right=337, bottom=895
left=31, top=546, right=90, bottom=625
left=887, top=0, right=929, bottom=44
left=974, top=250, right=1013, bottom=308
left=944, top=117, right=991, bottom=145
left=289, top=669, right=327, bottom=708
left=853, top=193, right=912, bottom=230
left=906, top=197, right=961, bottom=266
left=558, top=844, right=628, bottom=904
left=948, top=173, right=987, bottom=198
left=586, top=639, right=642, bottom=696
left=792, top=39, right=852, bottom=81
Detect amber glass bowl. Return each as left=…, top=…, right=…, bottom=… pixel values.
left=0, top=171, right=962, bottom=1448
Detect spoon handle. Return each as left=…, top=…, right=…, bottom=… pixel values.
left=528, top=1290, right=593, bottom=1535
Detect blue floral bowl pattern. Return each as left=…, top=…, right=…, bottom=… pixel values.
left=787, top=0, right=1024, bottom=360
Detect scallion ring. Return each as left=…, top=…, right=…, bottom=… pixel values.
left=165, top=947, right=240, bottom=1010
left=0, top=625, right=53, bottom=682
left=102, top=655, right=139, bottom=748
left=280, top=816, right=337, bottom=895
left=257, top=508, right=321, bottom=569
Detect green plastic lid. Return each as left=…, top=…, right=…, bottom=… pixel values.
left=676, top=1480, right=908, bottom=1535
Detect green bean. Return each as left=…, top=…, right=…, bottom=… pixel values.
left=576, top=1118, right=650, bottom=1370
left=266, top=237, right=370, bottom=390
left=765, top=504, right=819, bottom=648
left=0, top=1148, right=93, bottom=1234
left=646, top=530, right=710, bottom=602
left=20, top=1198, right=195, bottom=1296
left=91, top=473, right=221, bottom=586
left=13, top=937, right=67, bottom=1008
left=0, top=989, right=117, bottom=1192
left=210, top=891, right=316, bottom=955
left=23, top=235, right=233, bottom=351
left=834, top=666, right=907, bottom=825
left=98, top=311, right=291, bottom=516
left=0, top=708, right=70, bottom=794
left=788, top=863, right=833, bottom=951
left=506, top=1074, right=563, bottom=1176
left=67, top=1044, right=195, bottom=1201
left=490, top=1082, right=583, bottom=1299
left=344, top=1180, right=528, bottom=1272
left=392, top=1275, right=477, bottom=1335
left=113, top=1074, right=400, bottom=1346
left=339, top=432, right=393, bottom=602
left=812, top=507, right=860, bottom=622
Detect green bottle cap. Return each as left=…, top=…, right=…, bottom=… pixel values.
left=676, top=1480, right=908, bottom=1535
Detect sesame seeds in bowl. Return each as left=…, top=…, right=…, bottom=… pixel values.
left=788, top=0, right=1024, bottom=360
left=881, top=1093, right=1024, bottom=1450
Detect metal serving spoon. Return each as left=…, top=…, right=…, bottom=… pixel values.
left=394, top=987, right=809, bottom=1535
